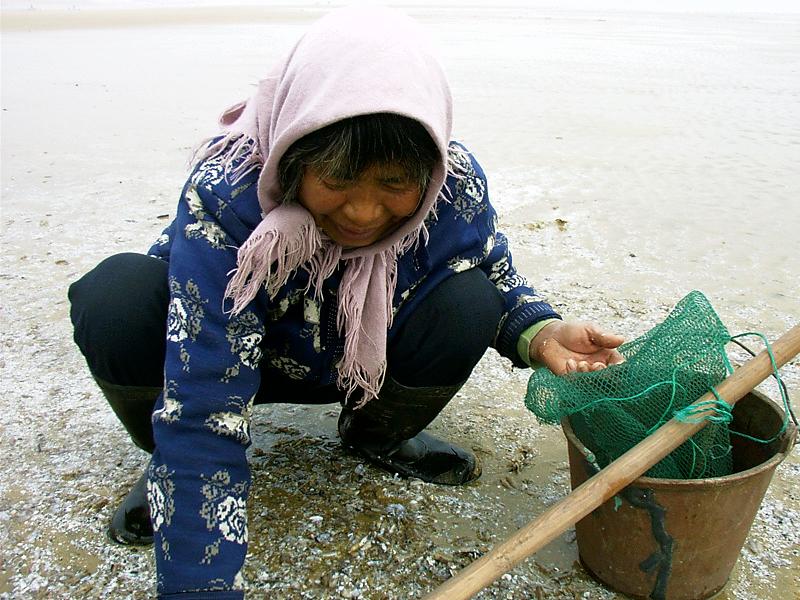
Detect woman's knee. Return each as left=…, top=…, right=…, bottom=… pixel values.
left=388, top=268, right=504, bottom=387
left=68, top=253, right=169, bottom=385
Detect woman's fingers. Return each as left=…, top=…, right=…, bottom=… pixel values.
left=607, top=350, right=626, bottom=366
left=540, top=329, right=626, bottom=375
left=565, top=359, right=598, bottom=373
left=564, top=355, right=623, bottom=374
left=587, top=326, right=625, bottom=349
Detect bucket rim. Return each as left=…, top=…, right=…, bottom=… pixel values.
left=561, top=389, right=797, bottom=488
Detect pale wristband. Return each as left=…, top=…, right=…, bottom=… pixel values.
left=516, top=318, right=561, bottom=367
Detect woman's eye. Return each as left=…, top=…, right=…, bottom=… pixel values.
left=321, top=179, right=348, bottom=191
left=382, top=181, right=415, bottom=193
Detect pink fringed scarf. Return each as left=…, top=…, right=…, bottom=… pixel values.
left=206, top=7, right=453, bottom=407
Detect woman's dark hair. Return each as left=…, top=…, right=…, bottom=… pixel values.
left=278, top=113, right=440, bottom=203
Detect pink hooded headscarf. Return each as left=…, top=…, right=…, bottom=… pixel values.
left=203, top=7, right=454, bottom=407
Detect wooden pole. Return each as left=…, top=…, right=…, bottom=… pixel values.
left=423, top=324, right=800, bottom=600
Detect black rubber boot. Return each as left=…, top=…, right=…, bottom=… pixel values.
left=338, top=377, right=480, bottom=485
left=95, top=377, right=159, bottom=453
left=107, top=470, right=153, bottom=546
left=94, top=377, right=159, bottom=546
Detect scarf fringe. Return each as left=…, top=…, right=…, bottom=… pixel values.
left=335, top=253, right=395, bottom=408
left=336, top=257, right=368, bottom=333
left=302, top=240, right=342, bottom=300
left=192, top=132, right=263, bottom=185
left=410, top=144, right=462, bottom=252
left=447, top=144, right=471, bottom=179
left=339, top=360, right=387, bottom=408
left=225, top=216, right=321, bottom=315
left=383, top=252, right=400, bottom=328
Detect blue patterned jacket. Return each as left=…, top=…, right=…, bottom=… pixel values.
left=145, top=142, right=559, bottom=598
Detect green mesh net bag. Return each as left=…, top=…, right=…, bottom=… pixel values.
left=525, top=290, right=735, bottom=479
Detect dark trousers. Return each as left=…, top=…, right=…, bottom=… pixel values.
left=68, top=253, right=504, bottom=406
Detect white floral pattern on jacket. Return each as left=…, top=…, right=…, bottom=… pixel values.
left=145, top=141, right=560, bottom=597
left=199, top=470, right=250, bottom=565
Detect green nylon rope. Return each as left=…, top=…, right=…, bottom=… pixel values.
left=675, top=332, right=792, bottom=445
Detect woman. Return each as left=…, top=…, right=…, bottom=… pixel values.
left=68, top=6, right=623, bottom=597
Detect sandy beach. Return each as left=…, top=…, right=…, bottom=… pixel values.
left=1, top=2, right=798, bottom=598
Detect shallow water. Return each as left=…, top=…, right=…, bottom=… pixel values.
left=3, top=7, right=798, bottom=326
left=434, top=8, right=800, bottom=328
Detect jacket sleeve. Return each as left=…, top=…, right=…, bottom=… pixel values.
left=481, top=227, right=562, bottom=367
left=452, top=145, right=562, bottom=367
left=147, top=180, right=265, bottom=598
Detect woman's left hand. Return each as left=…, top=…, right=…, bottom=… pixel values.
left=529, top=320, right=625, bottom=376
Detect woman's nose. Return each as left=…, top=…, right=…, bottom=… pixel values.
left=343, top=189, right=382, bottom=225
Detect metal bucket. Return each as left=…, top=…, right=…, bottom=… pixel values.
left=563, top=390, right=797, bottom=600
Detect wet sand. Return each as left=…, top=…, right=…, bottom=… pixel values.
left=1, top=4, right=798, bottom=599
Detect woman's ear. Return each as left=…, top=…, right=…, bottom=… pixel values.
left=405, top=196, right=424, bottom=217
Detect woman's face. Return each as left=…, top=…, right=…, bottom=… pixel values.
left=298, top=163, right=422, bottom=248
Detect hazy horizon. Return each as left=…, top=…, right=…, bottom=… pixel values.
left=4, top=0, right=800, bottom=14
